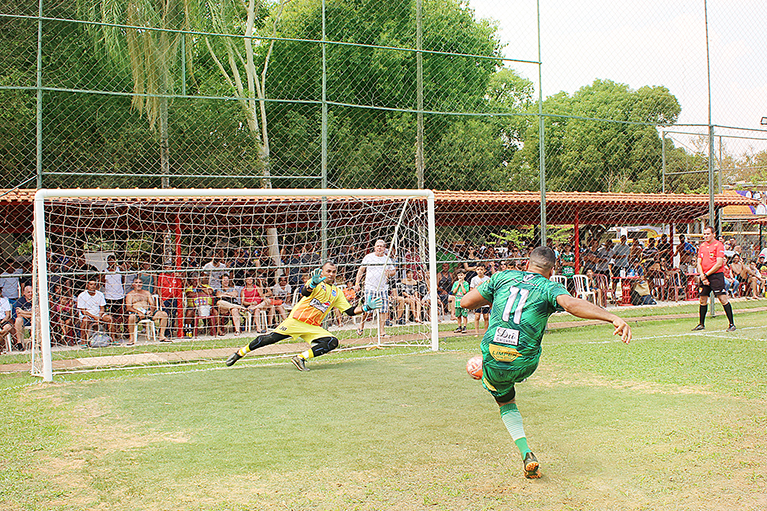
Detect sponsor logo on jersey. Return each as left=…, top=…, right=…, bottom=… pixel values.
left=523, top=274, right=534, bottom=282
left=489, top=344, right=520, bottom=362
left=331, top=289, right=337, bottom=297
left=493, top=327, right=519, bottom=345
left=310, top=298, right=330, bottom=313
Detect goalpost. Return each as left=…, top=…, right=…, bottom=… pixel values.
left=32, top=188, right=438, bottom=381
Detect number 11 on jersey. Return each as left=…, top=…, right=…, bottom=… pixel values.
left=502, top=286, right=529, bottom=324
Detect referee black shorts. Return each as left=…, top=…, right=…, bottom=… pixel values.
left=698, top=272, right=726, bottom=297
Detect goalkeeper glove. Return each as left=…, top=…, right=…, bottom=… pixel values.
left=307, top=268, right=326, bottom=289
left=361, top=296, right=382, bottom=313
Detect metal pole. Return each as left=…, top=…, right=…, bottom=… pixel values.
left=416, top=0, right=424, bottom=189
left=704, top=0, right=715, bottom=317
left=36, top=0, right=44, bottom=188
left=320, top=0, right=328, bottom=260
left=536, top=0, right=546, bottom=246
left=661, top=131, right=666, bottom=193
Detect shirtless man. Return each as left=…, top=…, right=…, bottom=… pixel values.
left=125, top=277, right=169, bottom=343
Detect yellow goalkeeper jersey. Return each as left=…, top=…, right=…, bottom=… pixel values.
left=290, top=282, right=352, bottom=326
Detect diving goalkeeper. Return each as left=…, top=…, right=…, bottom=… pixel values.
left=226, top=261, right=381, bottom=371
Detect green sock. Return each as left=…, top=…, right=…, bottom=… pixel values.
left=499, top=403, right=531, bottom=458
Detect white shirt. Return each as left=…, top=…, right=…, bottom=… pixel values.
left=103, top=267, right=125, bottom=300
left=361, top=253, right=394, bottom=292
left=470, top=274, right=490, bottom=289
left=77, top=290, right=106, bottom=317
left=202, top=262, right=227, bottom=290
left=0, top=297, right=11, bottom=320
left=272, top=282, right=292, bottom=302
left=0, top=268, right=22, bottom=299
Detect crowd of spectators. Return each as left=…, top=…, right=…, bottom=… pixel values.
left=0, top=232, right=765, bottom=353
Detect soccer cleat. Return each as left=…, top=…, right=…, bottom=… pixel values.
left=291, top=355, right=309, bottom=371
left=225, top=351, right=242, bottom=366
left=691, top=324, right=705, bottom=331
left=726, top=324, right=736, bottom=332
left=453, top=327, right=463, bottom=333
left=523, top=451, right=541, bottom=479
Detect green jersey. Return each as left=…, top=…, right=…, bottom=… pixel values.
left=476, top=270, right=569, bottom=372
left=560, top=252, right=575, bottom=278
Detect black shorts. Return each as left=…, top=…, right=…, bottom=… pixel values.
left=475, top=306, right=490, bottom=315
left=699, top=272, right=726, bottom=297
left=105, top=299, right=124, bottom=317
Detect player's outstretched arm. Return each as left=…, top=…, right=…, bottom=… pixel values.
left=556, top=294, right=632, bottom=344
left=460, top=289, right=490, bottom=311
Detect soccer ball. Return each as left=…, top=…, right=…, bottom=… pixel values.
left=466, top=355, right=483, bottom=380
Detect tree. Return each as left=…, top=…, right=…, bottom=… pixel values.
left=516, top=79, right=681, bottom=193
left=79, top=0, right=198, bottom=187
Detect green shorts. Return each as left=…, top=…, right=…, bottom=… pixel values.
left=481, top=360, right=539, bottom=401
left=454, top=306, right=468, bottom=318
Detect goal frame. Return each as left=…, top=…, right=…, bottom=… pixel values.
left=33, top=188, right=439, bottom=381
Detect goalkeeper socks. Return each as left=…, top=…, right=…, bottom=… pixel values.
left=499, top=403, right=530, bottom=458
left=699, top=304, right=708, bottom=326
left=299, top=349, right=314, bottom=360
left=723, top=302, right=734, bottom=325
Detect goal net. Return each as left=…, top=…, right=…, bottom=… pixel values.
left=31, top=189, right=438, bottom=381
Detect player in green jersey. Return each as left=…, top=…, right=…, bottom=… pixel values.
left=461, top=246, right=631, bottom=479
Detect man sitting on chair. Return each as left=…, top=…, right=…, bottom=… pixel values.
left=77, top=278, right=116, bottom=345
left=125, top=277, right=169, bottom=343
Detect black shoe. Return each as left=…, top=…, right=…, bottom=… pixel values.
left=692, top=324, right=705, bottom=331
left=461, top=326, right=467, bottom=333
left=453, top=327, right=462, bottom=333
left=291, top=355, right=309, bottom=371
left=523, top=451, right=541, bottom=479
left=726, top=324, right=736, bottom=332
left=225, top=351, right=242, bottom=366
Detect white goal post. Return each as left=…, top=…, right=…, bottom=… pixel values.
left=33, top=188, right=438, bottom=381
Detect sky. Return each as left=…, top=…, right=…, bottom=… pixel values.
left=469, top=0, right=767, bottom=155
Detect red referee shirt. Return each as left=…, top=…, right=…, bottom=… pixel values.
left=698, top=239, right=725, bottom=274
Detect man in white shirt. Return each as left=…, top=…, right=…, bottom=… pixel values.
left=470, top=264, right=491, bottom=335
left=0, top=257, right=23, bottom=308
left=355, top=239, right=396, bottom=337
left=102, top=255, right=125, bottom=337
left=0, top=296, right=14, bottom=351
left=77, top=277, right=115, bottom=344
left=202, top=252, right=228, bottom=290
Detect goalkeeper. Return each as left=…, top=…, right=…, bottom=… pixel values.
left=226, top=261, right=382, bottom=371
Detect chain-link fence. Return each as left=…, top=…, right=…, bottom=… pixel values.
left=2, top=1, right=767, bottom=368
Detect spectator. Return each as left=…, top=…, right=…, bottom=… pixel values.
left=595, top=240, right=613, bottom=278
left=436, top=263, right=453, bottom=319
left=184, top=274, right=217, bottom=336
left=0, top=295, right=13, bottom=352
left=745, top=261, right=764, bottom=299
left=558, top=243, right=575, bottom=292
left=629, top=239, right=643, bottom=268
left=675, top=235, right=696, bottom=274
left=137, top=258, right=156, bottom=295
left=730, top=254, right=745, bottom=296
left=656, top=233, right=672, bottom=262
left=202, top=252, right=227, bottom=290
left=240, top=274, right=272, bottom=333
left=125, top=277, right=169, bottom=343
left=608, top=234, right=639, bottom=275
left=451, top=270, right=470, bottom=333
left=157, top=262, right=183, bottom=339
left=13, top=285, right=34, bottom=350
left=50, top=284, right=75, bottom=345
left=216, top=274, right=245, bottom=335
left=257, top=276, right=284, bottom=326
left=470, top=264, right=490, bottom=335
left=355, top=239, right=396, bottom=337
left=395, top=269, right=422, bottom=324
left=77, top=277, right=115, bottom=345
left=722, top=260, right=739, bottom=298
left=272, top=274, right=293, bottom=311
left=581, top=239, right=599, bottom=274
left=585, top=268, right=605, bottom=307
left=0, top=257, right=23, bottom=308
left=71, top=254, right=98, bottom=297
left=230, top=248, right=250, bottom=286
left=102, top=255, right=126, bottom=339
left=463, top=248, right=479, bottom=283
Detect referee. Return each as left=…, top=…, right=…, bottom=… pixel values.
left=693, top=226, right=735, bottom=332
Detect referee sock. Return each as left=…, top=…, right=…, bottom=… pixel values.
left=698, top=304, right=708, bottom=326
left=723, top=302, right=734, bottom=325
left=499, top=403, right=530, bottom=459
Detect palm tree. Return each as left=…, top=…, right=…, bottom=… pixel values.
left=81, top=0, right=198, bottom=188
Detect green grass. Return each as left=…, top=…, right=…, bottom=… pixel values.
left=2, top=310, right=766, bottom=510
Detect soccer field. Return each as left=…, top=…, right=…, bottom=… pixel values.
left=3, top=312, right=766, bottom=510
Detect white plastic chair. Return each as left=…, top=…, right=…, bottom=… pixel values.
left=244, top=309, right=268, bottom=332
left=573, top=275, right=596, bottom=303
left=133, top=294, right=158, bottom=344
left=552, top=275, right=568, bottom=287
